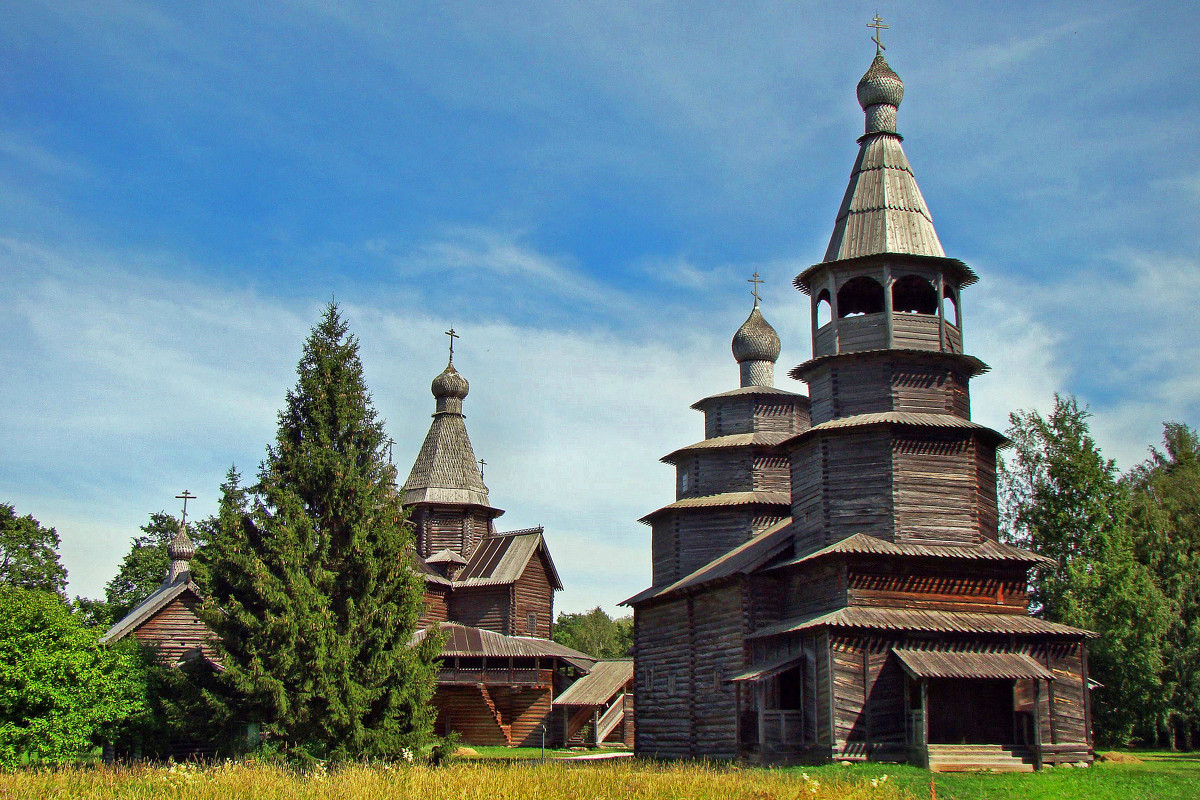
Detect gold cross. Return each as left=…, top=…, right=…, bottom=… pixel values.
left=868, top=13, right=889, bottom=55
left=748, top=272, right=764, bottom=305
left=445, top=327, right=459, bottom=362
left=175, top=490, right=196, bottom=526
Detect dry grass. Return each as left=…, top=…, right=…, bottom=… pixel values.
left=0, top=759, right=907, bottom=800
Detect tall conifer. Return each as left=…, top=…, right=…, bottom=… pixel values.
left=202, top=304, right=439, bottom=760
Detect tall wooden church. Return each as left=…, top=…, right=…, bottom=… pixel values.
left=626, top=48, right=1095, bottom=771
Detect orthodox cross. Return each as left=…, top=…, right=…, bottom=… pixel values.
left=445, top=327, right=459, bottom=363
left=748, top=272, right=764, bottom=305
left=868, top=13, right=888, bottom=55
left=478, top=458, right=487, bottom=478
left=387, top=437, right=395, bottom=465
left=176, top=490, right=196, bottom=526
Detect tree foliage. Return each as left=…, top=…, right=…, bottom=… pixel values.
left=0, top=588, right=146, bottom=766
left=0, top=504, right=67, bottom=594
left=1127, top=423, right=1200, bottom=748
left=553, top=607, right=633, bottom=659
left=1000, top=395, right=1171, bottom=746
left=201, top=304, right=440, bottom=761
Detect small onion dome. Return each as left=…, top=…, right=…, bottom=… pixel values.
left=857, top=53, right=904, bottom=111
left=167, top=526, right=195, bottom=562
left=732, top=304, right=782, bottom=364
left=431, top=362, right=469, bottom=400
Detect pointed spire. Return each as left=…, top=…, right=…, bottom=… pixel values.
left=824, top=43, right=944, bottom=262
left=402, top=341, right=493, bottom=509
left=732, top=279, right=781, bottom=388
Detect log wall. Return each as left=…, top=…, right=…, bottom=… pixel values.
left=892, top=433, right=979, bottom=545
left=513, top=554, right=555, bottom=638
left=132, top=593, right=214, bottom=666
left=420, top=585, right=449, bottom=627
left=847, top=559, right=1029, bottom=613
left=450, top=586, right=511, bottom=634
left=691, top=584, right=745, bottom=759
left=633, top=598, right=693, bottom=758
left=704, top=398, right=754, bottom=439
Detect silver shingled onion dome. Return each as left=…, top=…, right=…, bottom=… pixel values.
left=431, top=363, right=469, bottom=400
left=167, top=526, right=195, bottom=562
left=732, top=304, right=782, bottom=364
left=857, top=53, right=904, bottom=110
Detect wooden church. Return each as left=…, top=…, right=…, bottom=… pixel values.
left=626, top=47, right=1095, bottom=771
left=401, top=344, right=634, bottom=748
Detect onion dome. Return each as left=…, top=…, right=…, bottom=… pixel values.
left=165, top=524, right=195, bottom=584
left=857, top=54, right=904, bottom=135
left=432, top=363, right=469, bottom=400
left=732, top=303, right=781, bottom=388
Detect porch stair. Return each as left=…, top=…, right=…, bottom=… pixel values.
left=477, top=684, right=513, bottom=746
left=927, top=744, right=1035, bottom=772
left=594, top=699, right=625, bottom=743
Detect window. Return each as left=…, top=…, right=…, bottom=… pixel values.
left=713, top=666, right=724, bottom=691
left=837, top=276, right=885, bottom=317
left=526, top=611, right=537, bottom=635
left=679, top=468, right=690, bottom=494
left=892, top=275, right=938, bottom=314
left=668, top=672, right=677, bottom=696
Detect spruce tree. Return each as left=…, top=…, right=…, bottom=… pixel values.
left=201, top=304, right=440, bottom=761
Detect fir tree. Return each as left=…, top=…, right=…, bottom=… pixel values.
left=201, top=304, right=440, bottom=760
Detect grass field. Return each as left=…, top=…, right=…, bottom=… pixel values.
left=0, top=752, right=1195, bottom=800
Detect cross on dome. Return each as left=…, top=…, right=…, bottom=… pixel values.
left=868, top=13, right=889, bottom=55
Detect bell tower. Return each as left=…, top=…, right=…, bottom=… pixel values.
left=787, top=51, right=1004, bottom=553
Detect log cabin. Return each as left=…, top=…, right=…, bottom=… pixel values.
left=625, top=48, right=1094, bottom=772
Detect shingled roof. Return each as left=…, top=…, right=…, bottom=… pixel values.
left=748, top=606, right=1095, bottom=640
left=768, top=532, right=1053, bottom=570
left=402, top=360, right=498, bottom=510
left=639, top=491, right=791, bottom=524
left=623, top=518, right=793, bottom=605
left=99, top=578, right=203, bottom=647
left=414, top=622, right=596, bottom=671
left=454, top=527, right=563, bottom=589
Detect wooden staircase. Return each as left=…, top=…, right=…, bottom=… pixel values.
left=478, top=684, right=512, bottom=746
left=926, top=744, right=1035, bottom=772
left=594, top=699, right=625, bottom=743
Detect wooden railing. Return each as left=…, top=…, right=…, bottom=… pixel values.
left=762, top=711, right=805, bottom=745
left=595, top=698, right=626, bottom=743
left=437, top=668, right=552, bottom=685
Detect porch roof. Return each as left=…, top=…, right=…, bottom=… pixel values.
left=893, top=648, right=1055, bottom=681
left=728, top=651, right=806, bottom=683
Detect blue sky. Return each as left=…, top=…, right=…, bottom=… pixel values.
left=2, top=2, right=1197, bottom=614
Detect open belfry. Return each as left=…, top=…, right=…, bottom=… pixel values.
left=627, top=34, right=1095, bottom=770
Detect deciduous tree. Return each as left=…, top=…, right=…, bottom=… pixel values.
left=1000, top=394, right=1169, bottom=745
left=0, top=504, right=67, bottom=594
left=0, top=588, right=146, bottom=766
left=553, top=607, right=632, bottom=659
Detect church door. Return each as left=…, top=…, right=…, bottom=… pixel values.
left=927, top=679, right=1014, bottom=744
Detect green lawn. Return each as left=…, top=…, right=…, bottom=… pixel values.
left=778, top=751, right=1200, bottom=800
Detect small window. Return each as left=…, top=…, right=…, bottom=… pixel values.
left=679, top=469, right=690, bottom=494
left=713, top=666, right=724, bottom=691
left=526, top=611, right=537, bottom=635
left=837, top=276, right=885, bottom=317
left=668, top=672, right=677, bottom=696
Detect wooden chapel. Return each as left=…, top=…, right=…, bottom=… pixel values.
left=626, top=45, right=1095, bottom=771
